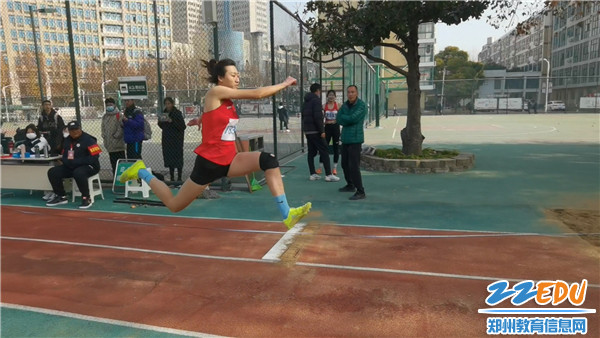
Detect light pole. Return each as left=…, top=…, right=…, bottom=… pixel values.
left=542, top=58, right=551, bottom=113
left=279, top=45, right=290, bottom=107
left=440, top=66, right=446, bottom=114
left=92, top=58, right=112, bottom=85
left=186, top=67, right=190, bottom=97
left=2, top=84, right=17, bottom=122
left=148, top=53, right=166, bottom=112
left=151, top=0, right=165, bottom=115
left=65, top=0, right=82, bottom=123
left=101, top=80, right=111, bottom=112
left=29, top=5, right=57, bottom=102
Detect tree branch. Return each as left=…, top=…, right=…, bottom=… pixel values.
left=307, top=49, right=408, bottom=77
left=380, top=42, right=408, bottom=58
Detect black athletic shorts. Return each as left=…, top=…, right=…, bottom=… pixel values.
left=189, top=155, right=231, bottom=185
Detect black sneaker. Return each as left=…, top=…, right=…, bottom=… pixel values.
left=349, top=192, right=366, bottom=200
left=46, top=195, right=68, bottom=206
left=338, top=185, right=356, bottom=192
left=79, top=197, right=93, bottom=209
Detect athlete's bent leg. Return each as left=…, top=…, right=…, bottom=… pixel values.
left=227, top=152, right=311, bottom=229
left=120, top=160, right=206, bottom=212
left=148, top=178, right=207, bottom=213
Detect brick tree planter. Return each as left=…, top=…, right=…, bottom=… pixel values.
left=360, top=149, right=475, bottom=174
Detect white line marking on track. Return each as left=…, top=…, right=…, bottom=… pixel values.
left=0, top=303, right=223, bottom=338
left=262, top=222, right=306, bottom=262
left=3, top=235, right=599, bottom=288
left=392, top=129, right=397, bottom=139
left=88, top=218, right=161, bottom=226
left=295, top=262, right=600, bottom=288
left=311, top=232, right=600, bottom=239
left=1, top=236, right=266, bottom=264
left=7, top=205, right=579, bottom=238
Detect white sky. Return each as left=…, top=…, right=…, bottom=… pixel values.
left=435, top=19, right=507, bottom=61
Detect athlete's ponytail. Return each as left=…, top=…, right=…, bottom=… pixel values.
left=202, top=58, right=236, bottom=84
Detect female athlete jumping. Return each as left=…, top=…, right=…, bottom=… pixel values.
left=119, top=59, right=311, bottom=229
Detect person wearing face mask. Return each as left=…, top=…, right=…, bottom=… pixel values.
left=46, top=121, right=102, bottom=209
left=16, top=124, right=49, bottom=157
left=101, top=97, right=125, bottom=176
left=36, top=100, right=65, bottom=155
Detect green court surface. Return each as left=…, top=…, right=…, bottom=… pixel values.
left=2, top=143, right=598, bottom=234
left=0, top=306, right=210, bottom=338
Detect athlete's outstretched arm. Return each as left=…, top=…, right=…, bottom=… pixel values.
left=212, top=77, right=297, bottom=100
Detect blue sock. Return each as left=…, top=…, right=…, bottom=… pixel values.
left=138, top=168, right=155, bottom=184
left=274, top=194, right=290, bottom=219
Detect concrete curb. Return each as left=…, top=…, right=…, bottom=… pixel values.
left=361, top=150, right=475, bottom=174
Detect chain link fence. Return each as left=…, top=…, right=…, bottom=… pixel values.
left=0, top=0, right=333, bottom=184
left=426, top=75, right=600, bottom=115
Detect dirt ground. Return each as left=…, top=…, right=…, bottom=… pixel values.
left=547, top=208, right=600, bottom=249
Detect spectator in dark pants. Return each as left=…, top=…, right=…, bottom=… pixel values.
left=158, top=97, right=186, bottom=181
left=322, top=90, right=341, bottom=175
left=46, top=121, right=101, bottom=209
left=278, top=102, right=290, bottom=132
left=122, top=99, right=145, bottom=159
left=302, top=83, right=339, bottom=182
left=101, top=97, right=125, bottom=176
left=338, top=85, right=367, bottom=200
left=37, top=100, right=65, bottom=155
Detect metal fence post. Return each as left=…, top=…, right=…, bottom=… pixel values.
left=299, top=22, right=304, bottom=150
left=65, top=0, right=81, bottom=124
left=270, top=1, right=277, bottom=158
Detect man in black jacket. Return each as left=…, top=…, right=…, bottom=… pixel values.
left=302, top=83, right=339, bottom=182
left=46, top=121, right=102, bottom=209
left=37, top=100, right=65, bottom=155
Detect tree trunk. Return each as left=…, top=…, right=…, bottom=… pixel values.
left=402, top=25, right=424, bottom=156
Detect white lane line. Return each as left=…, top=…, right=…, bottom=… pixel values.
left=262, top=222, right=307, bottom=262
left=8, top=205, right=284, bottom=225
left=7, top=206, right=578, bottom=239
left=0, top=236, right=266, bottom=264
left=88, top=218, right=161, bottom=226
left=310, top=232, right=600, bottom=239
left=295, top=262, right=600, bottom=288
left=4, top=235, right=599, bottom=288
left=0, top=303, right=223, bottom=338
left=392, top=129, right=397, bottom=139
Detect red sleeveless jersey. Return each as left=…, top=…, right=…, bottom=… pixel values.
left=194, top=99, right=239, bottom=165
left=324, top=102, right=338, bottom=123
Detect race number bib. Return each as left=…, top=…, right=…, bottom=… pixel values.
left=221, top=118, right=239, bottom=141
left=325, top=110, right=337, bottom=121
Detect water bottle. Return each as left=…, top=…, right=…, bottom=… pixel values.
left=8, top=141, right=14, bottom=154
left=34, top=146, right=40, bottom=158
left=43, top=145, right=48, bottom=158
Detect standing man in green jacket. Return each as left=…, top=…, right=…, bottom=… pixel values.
left=337, top=85, right=367, bottom=200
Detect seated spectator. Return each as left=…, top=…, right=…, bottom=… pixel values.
left=46, top=121, right=102, bottom=209
left=16, top=124, right=49, bottom=157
